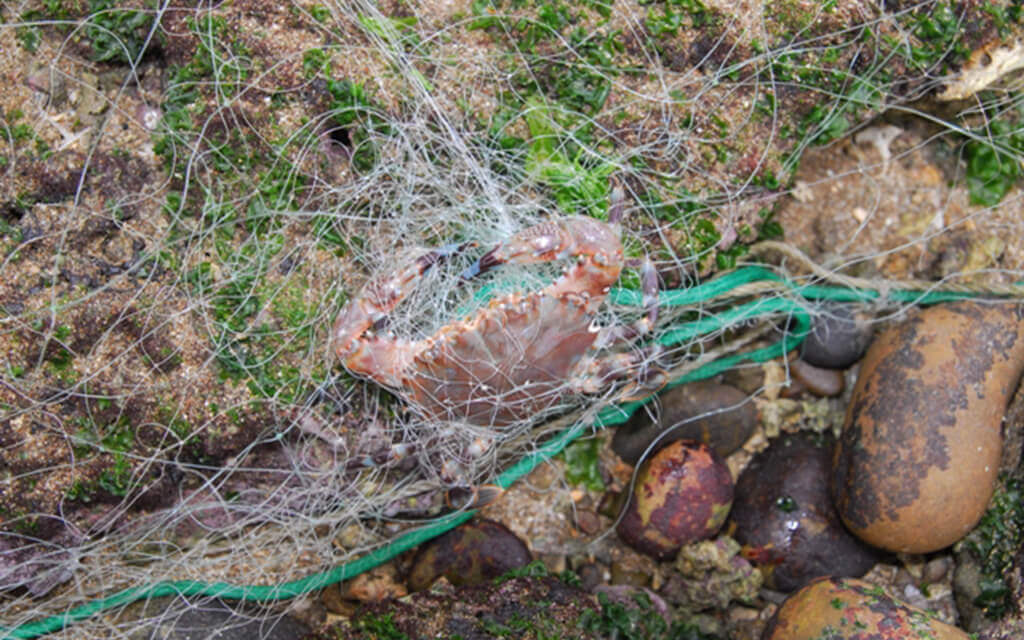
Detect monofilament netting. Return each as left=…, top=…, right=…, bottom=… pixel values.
left=2, top=0, right=1024, bottom=636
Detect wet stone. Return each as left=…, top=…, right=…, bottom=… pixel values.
left=612, top=380, right=757, bottom=465
left=575, top=562, right=605, bottom=592
left=574, top=508, right=602, bottom=535
left=800, top=303, right=874, bottom=369
left=832, top=302, right=1024, bottom=553
left=790, top=358, right=844, bottom=397
left=616, top=441, right=734, bottom=560
left=730, top=433, right=882, bottom=592
left=123, top=597, right=311, bottom=640
left=609, top=560, right=651, bottom=587
left=406, top=518, right=532, bottom=591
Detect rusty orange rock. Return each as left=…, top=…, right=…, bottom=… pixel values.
left=832, top=302, right=1024, bottom=553
left=763, top=576, right=968, bottom=639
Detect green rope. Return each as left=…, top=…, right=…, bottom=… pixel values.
left=0, top=265, right=999, bottom=639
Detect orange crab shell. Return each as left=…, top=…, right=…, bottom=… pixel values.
left=334, top=215, right=629, bottom=428
left=406, top=290, right=600, bottom=426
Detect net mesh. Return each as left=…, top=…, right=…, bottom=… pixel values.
left=1, top=0, right=1023, bottom=636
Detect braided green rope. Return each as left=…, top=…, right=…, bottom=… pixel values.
left=0, top=265, right=1005, bottom=640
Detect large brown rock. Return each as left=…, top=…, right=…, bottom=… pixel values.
left=832, top=302, right=1024, bottom=553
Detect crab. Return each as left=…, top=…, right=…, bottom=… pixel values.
left=332, top=186, right=661, bottom=430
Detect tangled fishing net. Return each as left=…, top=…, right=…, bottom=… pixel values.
left=1, top=0, right=1024, bottom=636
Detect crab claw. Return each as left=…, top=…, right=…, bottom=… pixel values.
left=460, top=246, right=502, bottom=280
left=335, top=241, right=473, bottom=356
left=459, top=216, right=623, bottom=299
left=444, top=484, right=504, bottom=510
left=617, top=369, right=668, bottom=403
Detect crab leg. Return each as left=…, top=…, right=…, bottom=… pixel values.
left=570, top=344, right=666, bottom=395
left=575, top=256, right=666, bottom=399
left=333, top=242, right=468, bottom=387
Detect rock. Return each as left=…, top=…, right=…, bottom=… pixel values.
left=338, top=564, right=407, bottom=602
left=74, top=71, right=108, bottom=122
left=612, top=380, right=757, bottom=465
left=407, top=519, right=532, bottom=591
left=721, top=365, right=766, bottom=396
left=609, top=560, right=650, bottom=587
left=731, top=433, right=882, bottom=592
left=0, top=518, right=81, bottom=596
left=575, top=562, right=605, bottom=591
left=762, top=577, right=969, bottom=639
left=799, top=303, right=873, bottom=369
left=121, top=597, right=311, bottom=640
left=661, top=537, right=762, bottom=611
left=616, top=441, right=733, bottom=560
left=923, top=556, right=952, bottom=584
left=832, top=302, right=1024, bottom=553
left=574, top=508, right=602, bottom=535
left=789, top=358, right=844, bottom=397
left=778, top=375, right=807, bottom=399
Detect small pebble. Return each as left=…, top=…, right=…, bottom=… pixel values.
left=540, top=553, right=567, bottom=574
left=340, top=564, right=407, bottom=601
left=800, top=303, right=873, bottom=369
left=778, top=376, right=807, bottom=399
left=789, top=358, right=844, bottom=397
left=575, top=562, right=605, bottom=591
left=610, top=561, right=651, bottom=587
left=612, top=381, right=757, bottom=464
left=893, top=568, right=918, bottom=589
left=923, top=556, right=951, bottom=584
left=574, top=508, right=602, bottom=535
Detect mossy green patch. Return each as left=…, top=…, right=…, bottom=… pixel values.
left=68, top=414, right=137, bottom=501
left=903, top=2, right=971, bottom=72
left=350, top=612, right=409, bottom=640
left=580, top=590, right=721, bottom=639
left=468, top=0, right=625, bottom=116
left=523, top=99, right=614, bottom=217
left=85, top=0, right=157, bottom=64
left=560, top=437, right=605, bottom=491
left=326, top=79, right=392, bottom=173
left=964, top=115, right=1024, bottom=208
left=967, top=475, right=1024, bottom=619
left=642, top=0, right=716, bottom=40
